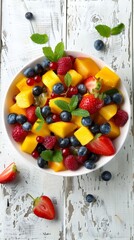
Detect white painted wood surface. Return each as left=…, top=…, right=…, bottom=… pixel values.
left=0, top=0, right=133, bottom=239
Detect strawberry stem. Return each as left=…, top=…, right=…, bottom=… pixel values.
left=27, top=193, right=35, bottom=201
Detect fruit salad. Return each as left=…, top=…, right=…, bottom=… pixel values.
left=7, top=46, right=129, bottom=173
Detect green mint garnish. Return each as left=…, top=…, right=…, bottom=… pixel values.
left=104, top=88, right=119, bottom=96
left=71, top=108, right=89, bottom=117
left=35, top=107, right=44, bottom=130
left=69, top=95, right=79, bottom=111
left=64, top=72, right=72, bottom=87
left=54, top=100, right=71, bottom=112
left=43, top=46, right=55, bottom=62
left=95, top=23, right=125, bottom=38
left=43, top=42, right=64, bottom=62
left=41, top=149, right=63, bottom=162
left=30, top=33, right=49, bottom=44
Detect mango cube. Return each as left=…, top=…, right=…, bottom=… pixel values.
left=74, top=57, right=100, bottom=79
left=67, top=69, right=83, bottom=86
left=9, top=103, right=26, bottom=115
left=16, top=77, right=43, bottom=91
left=71, top=115, right=83, bottom=127
left=49, top=161, right=66, bottom=172
left=21, top=134, right=38, bottom=154
left=94, top=113, right=106, bottom=125
left=74, top=126, right=94, bottom=145
left=31, top=119, right=50, bottom=137
left=16, top=90, right=34, bottom=108
left=49, top=97, right=70, bottom=114
left=42, top=70, right=61, bottom=91
left=48, top=122, right=77, bottom=138
left=99, top=104, right=117, bottom=121
left=107, top=120, right=120, bottom=139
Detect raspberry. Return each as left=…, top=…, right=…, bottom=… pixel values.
left=26, top=105, right=37, bottom=123
left=43, top=136, right=57, bottom=149
left=79, top=94, right=104, bottom=114
left=64, top=155, right=79, bottom=170
left=113, top=109, right=128, bottom=127
left=12, top=124, right=28, bottom=142
left=57, top=57, right=72, bottom=75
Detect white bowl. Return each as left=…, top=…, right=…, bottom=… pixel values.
left=3, top=51, right=131, bottom=177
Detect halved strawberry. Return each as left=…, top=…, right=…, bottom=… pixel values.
left=57, top=57, right=73, bottom=75
left=79, top=94, right=104, bottom=114
left=86, top=135, right=116, bottom=156
left=84, top=76, right=101, bottom=93
left=0, top=162, right=17, bottom=183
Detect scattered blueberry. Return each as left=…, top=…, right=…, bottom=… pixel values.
left=70, top=136, right=81, bottom=147
left=7, top=113, right=17, bottom=124
left=53, top=83, right=65, bottom=94
left=112, top=93, right=123, bottom=104
left=94, top=39, right=104, bottom=51
left=34, top=64, right=44, bottom=75
left=60, top=111, right=72, bottom=122
left=90, top=123, right=100, bottom=134
left=104, top=95, right=112, bottom=105
left=84, top=160, right=96, bottom=169
left=100, top=122, right=111, bottom=134
left=36, top=143, right=46, bottom=154
left=32, top=86, right=43, bottom=96
left=16, top=114, right=27, bottom=124
left=86, top=194, right=96, bottom=203
left=45, top=115, right=53, bottom=124
left=76, top=93, right=82, bottom=103
left=41, top=58, right=50, bottom=70
left=101, top=171, right=112, bottom=181
left=88, top=152, right=99, bottom=162
left=37, top=157, right=48, bottom=168
left=78, top=146, right=88, bottom=156
left=77, top=84, right=87, bottom=95
left=81, top=116, right=92, bottom=126
left=41, top=105, right=51, bottom=118
left=24, top=67, right=35, bottom=78
left=58, top=138, right=70, bottom=148
left=25, top=12, right=33, bottom=20
left=22, top=122, right=32, bottom=131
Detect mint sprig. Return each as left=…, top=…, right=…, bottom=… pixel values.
left=41, top=149, right=63, bottom=162
left=30, top=33, right=49, bottom=44
left=95, top=23, right=125, bottom=38
left=64, top=73, right=72, bottom=87
left=43, top=42, right=64, bottom=62
left=71, top=108, right=89, bottom=117
left=35, top=107, right=45, bottom=131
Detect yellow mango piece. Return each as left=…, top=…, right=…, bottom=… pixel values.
left=107, top=120, right=120, bottom=139
left=49, top=97, right=70, bottom=114
left=74, top=57, right=100, bottom=80
left=42, top=70, right=61, bottom=91
left=16, top=90, right=34, bottom=108
left=94, top=113, right=106, bottom=125
left=71, top=115, right=83, bottom=127
left=49, top=161, right=66, bottom=172
left=16, top=77, right=43, bottom=91
left=21, top=134, right=38, bottom=154
left=9, top=103, right=26, bottom=115
left=31, top=119, right=50, bottom=137
left=99, top=104, right=117, bottom=121
left=95, top=67, right=120, bottom=89
left=48, top=122, right=77, bottom=138
left=68, top=69, right=83, bottom=86
left=74, top=126, right=94, bottom=145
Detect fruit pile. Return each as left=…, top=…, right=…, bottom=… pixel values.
left=7, top=50, right=128, bottom=172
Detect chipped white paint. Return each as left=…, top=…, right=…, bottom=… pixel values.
left=0, top=0, right=133, bottom=240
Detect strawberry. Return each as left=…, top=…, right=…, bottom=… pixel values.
left=57, top=57, right=73, bottom=75
left=79, top=94, right=104, bottom=114
left=26, top=105, right=37, bottom=123
left=84, top=76, right=101, bottom=93
left=86, top=135, right=116, bottom=156
left=0, top=162, right=17, bottom=183
left=64, top=155, right=79, bottom=170
left=12, top=124, right=28, bottom=142
left=113, top=109, right=128, bottom=127
left=43, top=136, right=57, bottom=149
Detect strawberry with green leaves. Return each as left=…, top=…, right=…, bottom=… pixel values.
left=84, top=76, right=101, bottom=94
left=0, top=162, right=17, bottom=184
left=79, top=94, right=104, bottom=114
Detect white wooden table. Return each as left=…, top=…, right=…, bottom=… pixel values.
left=0, top=0, right=133, bottom=239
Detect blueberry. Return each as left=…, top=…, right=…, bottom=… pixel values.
left=86, top=194, right=96, bottom=203
left=100, top=122, right=111, bottom=134
left=77, top=84, right=87, bottom=94
left=32, top=86, right=43, bottom=96
left=53, top=83, right=65, bottom=94
left=36, top=144, right=46, bottom=154
left=41, top=58, right=50, bottom=70
left=112, top=93, right=123, bottom=104
left=25, top=12, right=33, bottom=20
left=70, top=136, right=81, bottom=147
left=22, top=122, right=32, bottom=131
left=81, top=116, right=92, bottom=126
left=7, top=113, right=17, bottom=124
left=104, top=95, right=112, bottom=105
left=84, top=160, right=96, bottom=169
left=78, top=146, right=88, bottom=156
left=37, top=157, right=48, bottom=168
left=101, top=171, right=112, bottom=181
left=34, top=64, right=44, bottom=75
left=88, top=152, right=99, bottom=162
left=24, top=67, right=35, bottom=78
left=16, top=114, right=27, bottom=124
left=58, top=138, right=70, bottom=148
left=41, top=106, right=51, bottom=117
left=94, top=40, right=104, bottom=51
left=45, top=115, right=53, bottom=124
left=90, top=123, right=100, bottom=134
left=75, top=93, right=82, bottom=103
left=60, top=111, right=72, bottom=122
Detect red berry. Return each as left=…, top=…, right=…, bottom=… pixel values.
left=62, top=148, right=70, bottom=157
left=43, top=136, right=57, bottom=149
left=67, top=86, right=78, bottom=97
left=26, top=105, right=37, bottom=123
left=52, top=114, right=60, bottom=122
left=26, top=78, right=35, bottom=86
left=57, top=57, right=73, bottom=75
left=49, top=62, right=58, bottom=70
left=113, top=109, right=128, bottom=127
left=79, top=94, right=104, bottom=114
left=76, top=155, right=87, bottom=164
left=64, top=155, right=79, bottom=170
left=12, top=124, right=28, bottom=142
left=36, top=136, right=44, bottom=143
left=32, top=150, right=39, bottom=159
left=51, top=92, right=60, bottom=98
left=34, top=75, right=42, bottom=83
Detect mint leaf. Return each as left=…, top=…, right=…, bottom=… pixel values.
left=54, top=100, right=70, bottom=112
left=111, top=23, right=125, bottom=35
left=104, top=88, right=119, bottom=96
left=52, top=150, right=63, bottom=162
left=30, top=33, right=49, bottom=44
left=71, top=108, right=90, bottom=117
left=54, top=42, right=64, bottom=61
left=64, top=72, right=72, bottom=87
left=42, top=47, right=55, bottom=62
left=69, top=95, right=78, bottom=111
left=36, top=120, right=44, bottom=131
left=95, top=25, right=111, bottom=37
left=41, top=150, right=53, bottom=161
left=35, top=107, right=44, bottom=121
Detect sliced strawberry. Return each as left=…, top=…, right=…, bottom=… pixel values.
left=113, top=109, right=128, bottom=127
left=84, top=76, right=101, bottom=93
left=26, top=105, right=37, bottom=123
left=43, top=136, right=57, bottom=149
left=86, top=135, right=116, bottom=156
left=57, top=57, right=73, bottom=75
left=79, top=94, right=104, bottom=114
left=0, top=162, right=17, bottom=183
